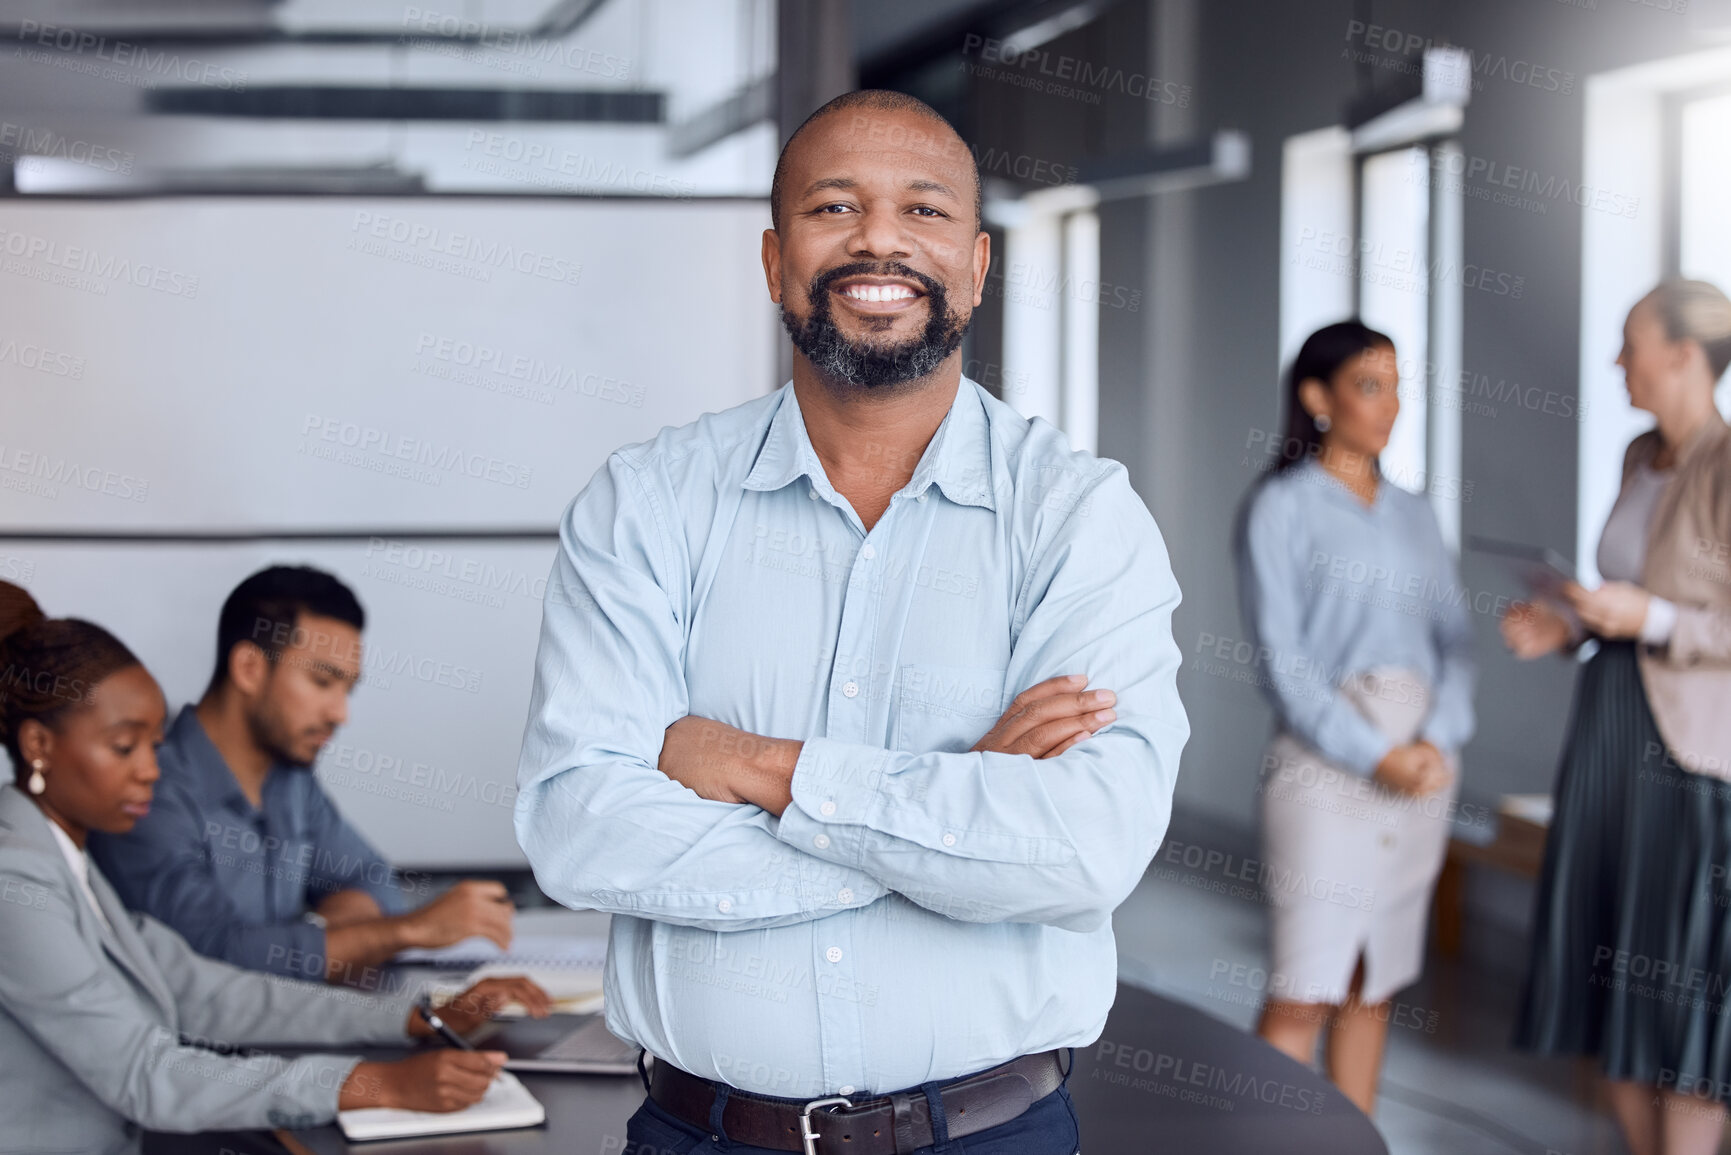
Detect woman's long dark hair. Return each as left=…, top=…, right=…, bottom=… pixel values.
left=1270, top=320, right=1395, bottom=473
left=0, top=614, right=141, bottom=780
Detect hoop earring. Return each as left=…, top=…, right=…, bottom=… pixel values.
left=26, top=759, right=46, bottom=796
left=1313, top=414, right=1332, bottom=433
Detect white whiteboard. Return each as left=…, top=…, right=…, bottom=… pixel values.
left=0, top=196, right=778, bottom=866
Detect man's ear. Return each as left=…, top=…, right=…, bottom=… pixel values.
left=227, top=641, right=272, bottom=698
left=761, top=228, right=783, bottom=306
left=971, top=230, right=990, bottom=309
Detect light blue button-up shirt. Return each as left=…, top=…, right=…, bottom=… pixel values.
left=1234, top=458, right=1476, bottom=777
left=515, top=377, right=1188, bottom=1098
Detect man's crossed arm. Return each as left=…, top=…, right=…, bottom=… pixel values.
left=656, top=675, right=1117, bottom=816
left=514, top=455, right=1187, bottom=936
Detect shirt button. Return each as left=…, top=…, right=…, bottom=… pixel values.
left=841, top=681, right=860, bottom=698
left=942, top=833, right=957, bottom=847
left=839, top=1085, right=856, bottom=1096
left=837, top=888, right=854, bottom=903
left=808, top=487, right=818, bottom=499
left=820, top=801, right=837, bottom=816
left=825, top=946, right=843, bottom=963
left=860, top=543, right=876, bottom=560
left=917, top=493, right=928, bottom=503
left=814, top=834, right=831, bottom=850
left=716, top=898, right=733, bottom=913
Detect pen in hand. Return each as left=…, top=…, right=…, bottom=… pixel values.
left=416, top=993, right=479, bottom=1052
left=416, top=992, right=511, bottom=1092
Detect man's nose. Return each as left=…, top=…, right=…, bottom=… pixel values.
left=847, top=203, right=911, bottom=260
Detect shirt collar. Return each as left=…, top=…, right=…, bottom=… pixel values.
left=167, top=704, right=261, bottom=818
left=742, top=378, right=995, bottom=512
left=43, top=813, right=89, bottom=884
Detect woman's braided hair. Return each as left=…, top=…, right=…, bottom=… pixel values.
left=0, top=587, right=142, bottom=779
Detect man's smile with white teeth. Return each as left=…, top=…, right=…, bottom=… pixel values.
left=838, top=282, right=921, bottom=302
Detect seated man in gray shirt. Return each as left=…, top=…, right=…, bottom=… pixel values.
left=91, top=565, right=513, bottom=983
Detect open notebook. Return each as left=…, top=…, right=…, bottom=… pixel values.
left=336, top=1070, right=544, bottom=1141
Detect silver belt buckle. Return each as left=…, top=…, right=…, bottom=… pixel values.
left=799, top=1096, right=853, bottom=1155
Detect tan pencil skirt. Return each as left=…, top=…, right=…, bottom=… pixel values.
left=1258, top=667, right=1459, bottom=1006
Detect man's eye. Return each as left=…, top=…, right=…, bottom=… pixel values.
left=114, top=744, right=134, bottom=757
left=911, top=206, right=943, bottom=217
left=816, top=203, right=854, bottom=214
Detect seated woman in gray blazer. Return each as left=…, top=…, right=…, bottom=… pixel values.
left=0, top=608, right=550, bottom=1154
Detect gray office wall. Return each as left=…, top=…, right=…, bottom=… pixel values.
left=1054, top=0, right=1703, bottom=846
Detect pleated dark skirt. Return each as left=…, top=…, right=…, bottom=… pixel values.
left=1515, top=640, right=1731, bottom=1099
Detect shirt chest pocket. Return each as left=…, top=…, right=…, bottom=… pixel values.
left=892, top=663, right=1008, bottom=754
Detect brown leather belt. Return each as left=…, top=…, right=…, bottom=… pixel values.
left=647, top=1050, right=1066, bottom=1155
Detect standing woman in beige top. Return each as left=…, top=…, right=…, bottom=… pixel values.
left=1509, top=280, right=1731, bottom=1155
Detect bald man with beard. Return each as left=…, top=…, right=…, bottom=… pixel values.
left=516, top=90, right=1188, bottom=1155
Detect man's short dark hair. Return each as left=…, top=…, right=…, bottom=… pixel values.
left=206, top=565, right=365, bottom=694
left=769, top=89, right=982, bottom=233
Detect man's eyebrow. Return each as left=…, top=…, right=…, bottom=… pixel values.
left=307, top=660, right=356, bottom=681
left=907, top=178, right=960, bottom=200
left=803, top=177, right=859, bottom=198
left=800, top=176, right=962, bottom=202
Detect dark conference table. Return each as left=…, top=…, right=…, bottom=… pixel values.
left=154, top=983, right=1386, bottom=1155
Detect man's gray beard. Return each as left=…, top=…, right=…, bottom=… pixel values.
left=779, top=263, right=970, bottom=390
left=783, top=312, right=967, bottom=391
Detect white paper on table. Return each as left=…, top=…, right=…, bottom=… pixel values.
left=336, top=1070, right=544, bottom=1140
left=396, top=932, right=608, bottom=968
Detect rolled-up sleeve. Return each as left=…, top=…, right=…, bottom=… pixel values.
left=775, top=464, right=1189, bottom=934
left=515, top=456, right=888, bottom=932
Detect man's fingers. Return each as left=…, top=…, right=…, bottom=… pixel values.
left=465, top=879, right=510, bottom=900
left=1019, top=709, right=1115, bottom=756
left=1007, top=674, right=1089, bottom=711
left=1040, top=729, right=1094, bottom=760
left=1000, top=688, right=1115, bottom=737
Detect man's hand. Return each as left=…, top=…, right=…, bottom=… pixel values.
left=659, top=715, right=802, bottom=816
left=1563, top=579, right=1651, bottom=640
left=407, top=977, right=553, bottom=1038
left=1372, top=742, right=1451, bottom=797
left=1501, top=599, right=1574, bottom=659
left=314, top=888, right=383, bottom=929
left=972, top=674, right=1116, bottom=759
left=401, top=880, right=515, bottom=951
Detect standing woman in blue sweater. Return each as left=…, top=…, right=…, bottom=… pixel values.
left=1235, top=321, right=1477, bottom=1112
